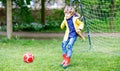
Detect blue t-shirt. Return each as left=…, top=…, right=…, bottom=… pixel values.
left=67, top=16, right=77, bottom=38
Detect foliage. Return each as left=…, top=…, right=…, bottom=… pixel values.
left=13, top=0, right=34, bottom=23
left=1, top=0, right=31, bottom=6
left=44, top=9, right=64, bottom=32
left=13, top=7, right=34, bottom=24
left=1, top=0, right=33, bottom=24
left=13, top=23, right=43, bottom=32
left=0, top=0, right=120, bottom=32
left=13, top=9, right=63, bottom=32
left=80, top=0, right=120, bottom=32
left=0, top=9, right=64, bottom=32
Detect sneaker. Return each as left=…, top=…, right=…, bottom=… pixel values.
left=60, top=60, right=65, bottom=66
left=60, top=54, right=66, bottom=66
left=63, top=57, right=70, bottom=69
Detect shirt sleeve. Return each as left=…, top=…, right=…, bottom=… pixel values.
left=76, top=19, right=84, bottom=30
left=60, top=20, right=66, bottom=30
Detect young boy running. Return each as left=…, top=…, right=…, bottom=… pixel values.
left=60, top=6, right=84, bottom=68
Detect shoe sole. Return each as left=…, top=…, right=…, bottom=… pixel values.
left=63, top=65, right=70, bottom=69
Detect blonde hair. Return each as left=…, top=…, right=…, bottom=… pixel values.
left=64, top=6, right=75, bottom=16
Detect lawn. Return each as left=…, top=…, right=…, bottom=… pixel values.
left=0, top=37, right=120, bottom=71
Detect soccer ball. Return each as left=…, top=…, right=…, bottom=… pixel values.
left=23, top=52, right=34, bottom=63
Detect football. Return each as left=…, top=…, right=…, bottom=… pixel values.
left=23, top=52, right=34, bottom=63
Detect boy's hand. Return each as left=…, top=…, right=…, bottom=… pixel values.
left=76, top=29, right=82, bottom=33
left=76, top=29, right=85, bottom=41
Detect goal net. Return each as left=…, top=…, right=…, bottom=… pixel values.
left=78, top=0, right=120, bottom=53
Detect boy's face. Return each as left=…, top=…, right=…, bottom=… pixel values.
left=65, top=12, right=72, bottom=19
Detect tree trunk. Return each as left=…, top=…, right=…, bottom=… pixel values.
left=41, top=0, right=45, bottom=27
left=110, top=0, right=114, bottom=32
left=7, top=0, right=12, bottom=39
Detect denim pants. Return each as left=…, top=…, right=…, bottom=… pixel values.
left=62, top=37, right=77, bottom=57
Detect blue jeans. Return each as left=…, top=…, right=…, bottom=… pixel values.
left=62, top=37, right=77, bottom=57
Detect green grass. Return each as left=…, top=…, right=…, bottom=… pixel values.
left=0, top=37, right=120, bottom=71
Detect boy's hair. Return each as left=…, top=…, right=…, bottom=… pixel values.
left=64, top=6, right=75, bottom=16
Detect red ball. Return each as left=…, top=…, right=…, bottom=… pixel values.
left=23, top=52, right=34, bottom=63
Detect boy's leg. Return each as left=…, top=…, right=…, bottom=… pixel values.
left=67, top=37, right=77, bottom=57
left=61, top=40, right=69, bottom=65
left=60, top=54, right=66, bottom=66
left=63, top=37, right=77, bottom=68
left=61, top=40, right=69, bottom=55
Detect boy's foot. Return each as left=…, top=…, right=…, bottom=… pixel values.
left=63, top=62, right=70, bottom=69
left=60, top=54, right=67, bottom=66
left=63, top=57, right=70, bottom=69
left=60, top=60, right=65, bottom=66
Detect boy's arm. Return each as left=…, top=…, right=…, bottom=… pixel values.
left=76, top=19, right=85, bottom=40
left=76, top=19, right=84, bottom=30
left=60, top=20, right=66, bottom=30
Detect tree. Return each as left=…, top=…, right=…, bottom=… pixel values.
left=7, top=0, right=12, bottom=39
left=110, top=0, right=114, bottom=32
left=41, top=0, right=45, bottom=27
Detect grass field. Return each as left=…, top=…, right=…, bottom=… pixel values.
left=0, top=37, right=120, bottom=71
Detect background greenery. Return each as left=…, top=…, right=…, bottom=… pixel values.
left=0, top=9, right=64, bottom=32
left=0, top=0, right=120, bottom=32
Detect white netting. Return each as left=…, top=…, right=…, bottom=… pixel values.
left=72, top=0, right=120, bottom=53
left=77, top=0, right=120, bottom=53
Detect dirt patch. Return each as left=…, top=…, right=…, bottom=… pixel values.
left=0, top=32, right=120, bottom=39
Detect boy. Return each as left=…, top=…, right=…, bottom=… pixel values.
left=60, top=6, right=85, bottom=68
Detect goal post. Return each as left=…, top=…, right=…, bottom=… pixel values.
left=70, top=0, right=120, bottom=51
left=79, top=0, right=120, bottom=52
left=79, top=0, right=92, bottom=50
left=70, top=0, right=92, bottom=50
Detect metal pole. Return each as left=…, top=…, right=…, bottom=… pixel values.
left=78, top=0, right=92, bottom=50
left=70, top=0, right=74, bottom=6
